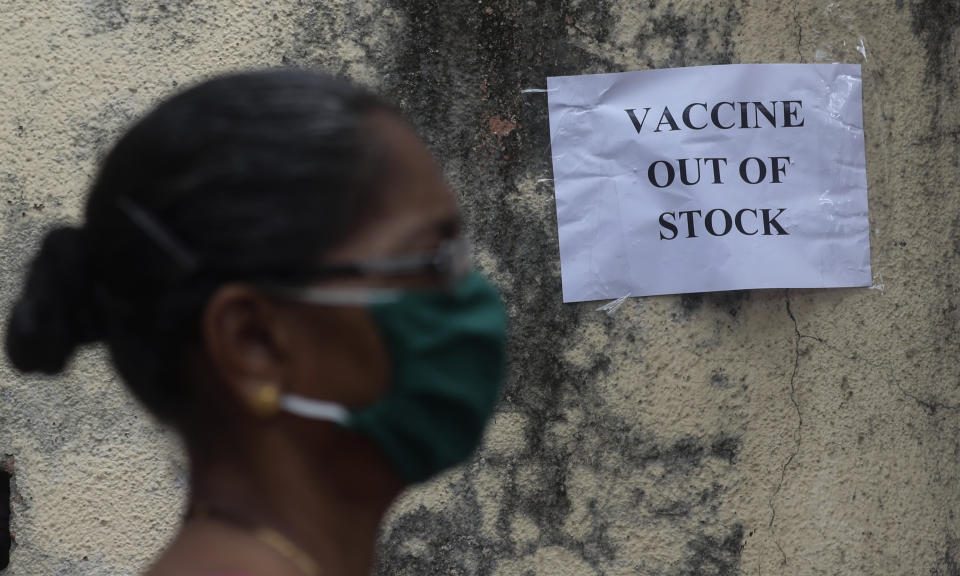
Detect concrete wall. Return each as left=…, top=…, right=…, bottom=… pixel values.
left=0, top=1, right=957, bottom=574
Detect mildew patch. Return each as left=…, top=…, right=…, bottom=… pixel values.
left=377, top=495, right=496, bottom=576
left=565, top=1, right=741, bottom=71
left=82, top=0, right=204, bottom=30
left=69, top=100, right=137, bottom=165
left=675, top=290, right=751, bottom=321
left=678, top=293, right=704, bottom=317
left=82, top=0, right=130, bottom=33
left=908, top=0, right=960, bottom=90
left=929, top=536, right=959, bottom=576
left=710, top=368, right=730, bottom=387
left=2, top=173, right=27, bottom=227
left=710, top=433, right=742, bottom=465
left=680, top=523, right=744, bottom=576
left=285, top=2, right=405, bottom=90
left=1, top=455, right=17, bottom=570
left=80, top=0, right=214, bottom=48
left=628, top=5, right=741, bottom=69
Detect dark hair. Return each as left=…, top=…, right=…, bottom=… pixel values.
left=5, top=69, right=390, bottom=423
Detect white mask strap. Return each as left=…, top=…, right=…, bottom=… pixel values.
left=270, top=287, right=403, bottom=307
left=279, top=394, right=350, bottom=425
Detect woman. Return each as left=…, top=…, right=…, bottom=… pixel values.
left=4, top=69, right=507, bottom=576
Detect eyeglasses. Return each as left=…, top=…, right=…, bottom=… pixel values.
left=115, top=196, right=474, bottom=305
left=263, top=237, right=474, bottom=306
left=299, top=236, right=472, bottom=284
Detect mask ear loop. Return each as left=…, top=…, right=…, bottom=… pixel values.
left=273, top=287, right=403, bottom=306
left=280, top=394, right=351, bottom=425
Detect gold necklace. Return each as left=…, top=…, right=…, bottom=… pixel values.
left=188, top=504, right=323, bottom=576
left=252, top=526, right=322, bottom=576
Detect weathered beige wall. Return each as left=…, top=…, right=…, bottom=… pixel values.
left=0, top=1, right=957, bottom=575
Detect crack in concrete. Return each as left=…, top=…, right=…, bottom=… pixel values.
left=793, top=0, right=803, bottom=63
left=749, top=307, right=958, bottom=421
left=795, top=329, right=960, bottom=418
left=895, top=382, right=960, bottom=416
left=768, top=290, right=823, bottom=567
left=804, top=334, right=958, bottom=418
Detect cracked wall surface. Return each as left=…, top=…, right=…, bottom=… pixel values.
left=0, top=1, right=958, bottom=575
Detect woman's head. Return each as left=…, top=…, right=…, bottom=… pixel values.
left=5, top=69, right=505, bottom=485
left=6, top=70, right=391, bottom=423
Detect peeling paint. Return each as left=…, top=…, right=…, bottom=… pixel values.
left=488, top=115, right=517, bottom=138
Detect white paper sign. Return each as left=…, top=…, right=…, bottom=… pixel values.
left=547, top=64, right=871, bottom=302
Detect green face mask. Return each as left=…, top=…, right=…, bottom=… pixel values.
left=275, top=270, right=508, bottom=484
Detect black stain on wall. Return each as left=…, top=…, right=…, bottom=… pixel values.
left=82, top=0, right=209, bottom=46
left=710, top=369, right=729, bottom=387
left=84, top=0, right=131, bottom=33
left=378, top=499, right=495, bottom=576
left=70, top=101, right=137, bottom=164
left=681, top=523, right=744, bottom=576
left=707, top=290, right=750, bottom=318
left=2, top=173, right=25, bottom=225
left=679, top=293, right=704, bottom=316
left=0, top=467, right=9, bottom=570
left=676, top=290, right=749, bottom=320
left=710, top=434, right=741, bottom=465
left=629, top=5, right=740, bottom=68
left=283, top=3, right=388, bottom=77
left=929, top=537, right=960, bottom=576
left=907, top=0, right=960, bottom=146
left=909, top=0, right=960, bottom=90
left=0, top=456, right=20, bottom=572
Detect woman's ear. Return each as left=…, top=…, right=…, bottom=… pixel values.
left=201, top=284, right=291, bottom=418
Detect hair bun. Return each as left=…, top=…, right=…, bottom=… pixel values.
left=5, top=227, right=103, bottom=374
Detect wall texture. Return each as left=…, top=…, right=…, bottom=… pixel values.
left=0, top=1, right=958, bottom=575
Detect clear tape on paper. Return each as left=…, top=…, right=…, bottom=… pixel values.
left=817, top=38, right=867, bottom=63
left=596, top=293, right=630, bottom=316
left=856, top=38, right=867, bottom=61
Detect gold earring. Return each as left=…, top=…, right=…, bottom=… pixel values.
left=248, top=385, right=280, bottom=419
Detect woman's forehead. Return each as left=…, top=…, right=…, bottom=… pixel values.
left=325, top=113, right=460, bottom=260
left=373, top=115, right=454, bottom=201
